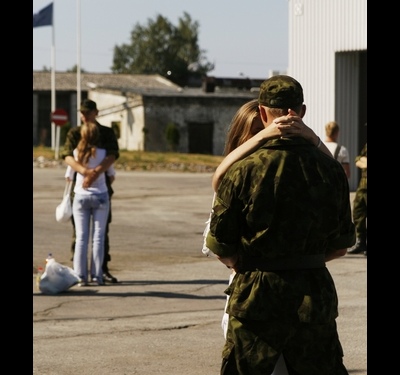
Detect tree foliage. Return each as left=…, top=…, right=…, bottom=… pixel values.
left=67, top=65, right=86, bottom=73
left=111, top=12, right=214, bottom=86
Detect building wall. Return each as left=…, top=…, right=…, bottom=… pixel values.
left=87, top=91, right=257, bottom=154
left=33, top=87, right=257, bottom=155
left=142, top=96, right=256, bottom=154
left=90, top=91, right=145, bottom=151
left=288, top=0, right=367, bottom=191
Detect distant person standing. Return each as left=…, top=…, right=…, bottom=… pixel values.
left=61, top=99, right=120, bottom=283
left=348, top=142, right=367, bottom=256
left=66, top=122, right=110, bottom=286
left=65, top=163, right=117, bottom=282
left=323, top=121, right=351, bottom=179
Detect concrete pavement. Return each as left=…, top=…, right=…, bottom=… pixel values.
left=33, top=167, right=366, bottom=375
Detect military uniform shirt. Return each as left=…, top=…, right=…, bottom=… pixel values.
left=206, top=137, right=355, bottom=323
left=60, top=121, right=119, bottom=161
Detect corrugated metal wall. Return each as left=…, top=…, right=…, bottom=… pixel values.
left=334, top=52, right=362, bottom=189
left=287, top=0, right=367, bottom=190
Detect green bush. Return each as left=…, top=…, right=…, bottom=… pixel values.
left=165, top=122, right=180, bottom=152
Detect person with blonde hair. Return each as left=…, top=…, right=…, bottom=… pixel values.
left=323, top=121, right=350, bottom=178
left=68, top=122, right=110, bottom=286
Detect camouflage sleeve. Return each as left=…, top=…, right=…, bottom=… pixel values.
left=354, top=143, right=367, bottom=163
left=60, top=127, right=80, bottom=160
left=205, top=177, right=243, bottom=258
left=99, top=126, right=120, bottom=160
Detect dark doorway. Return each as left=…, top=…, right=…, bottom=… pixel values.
left=188, top=122, right=214, bottom=154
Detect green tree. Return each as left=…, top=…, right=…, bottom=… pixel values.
left=67, top=65, right=86, bottom=73
left=111, top=12, right=214, bottom=86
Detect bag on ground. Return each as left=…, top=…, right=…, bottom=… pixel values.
left=38, top=257, right=80, bottom=294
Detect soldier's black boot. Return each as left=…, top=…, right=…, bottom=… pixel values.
left=102, top=258, right=118, bottom=283
left=348, top=236, right=367, bottom=255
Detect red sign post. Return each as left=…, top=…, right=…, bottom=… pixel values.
left=51, top=109, right=68, bottom=160
left=51, top=108, right=68, bottom=126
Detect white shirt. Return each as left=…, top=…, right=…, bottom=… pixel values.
left=65, top=163, right=115, bottom=180
left=323, top=141, right=350, bottom=165
left=68, top=148, right=109, bottom=195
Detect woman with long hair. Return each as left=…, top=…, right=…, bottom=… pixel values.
left=71, top=121, right=110, bottom=286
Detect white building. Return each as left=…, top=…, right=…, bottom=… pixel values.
left=287, top=0, right=367, bottom=190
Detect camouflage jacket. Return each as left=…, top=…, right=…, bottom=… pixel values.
left=60, top=121, right=119, bottom=161
left=206, top=137, right=355, bottom=322
left=355, top=143, right=367, bottom=190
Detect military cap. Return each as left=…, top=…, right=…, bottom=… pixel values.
left=258, top=75, right=304, bottom=108
left=80, top=99, right=97, bottom=112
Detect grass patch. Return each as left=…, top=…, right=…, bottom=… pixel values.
left=33, top=147, right=224, bottom=173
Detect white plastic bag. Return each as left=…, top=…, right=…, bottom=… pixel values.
left=39, top=257, right=80, bottom=294
left=55, top=181, right=73, bottom=223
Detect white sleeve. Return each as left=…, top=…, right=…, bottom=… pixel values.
left=338, top=146, right=350, bottom=164
left=202, top=193, right=216, bottom=257
left=106, top=164, right=116, bottom=177
left=65, top=165, right=75, bottom=179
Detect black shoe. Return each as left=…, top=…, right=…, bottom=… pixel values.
left=348, top=244, right=366, bottom=255
left=103, top=272, right=118, bottom=283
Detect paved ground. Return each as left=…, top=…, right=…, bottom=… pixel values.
left=33, top=167, right=366, bottom=375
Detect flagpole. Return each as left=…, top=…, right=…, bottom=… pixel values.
left=51, top=6, right=56, bottom=150
left=76, top=0, right=81, bottom=126
left=33, top=2, right=55, bottom=149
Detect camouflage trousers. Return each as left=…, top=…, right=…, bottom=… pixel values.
left=352, top=188, right=367, bottom=238
left=221, top=315, right=348, bottom=375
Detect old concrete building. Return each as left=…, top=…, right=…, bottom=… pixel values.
left=33, top=71, right=262, bottom=155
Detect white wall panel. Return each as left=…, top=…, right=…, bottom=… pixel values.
left=287, top=0, right=367, bottom=190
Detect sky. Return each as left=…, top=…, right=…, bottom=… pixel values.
left=33, top=0, right=288, bottom=79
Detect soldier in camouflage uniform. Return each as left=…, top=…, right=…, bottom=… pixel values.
left=348, top=142, right=367, bottom=256
left=206, top=75, right=356, bottom=375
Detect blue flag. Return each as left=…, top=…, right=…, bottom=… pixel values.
left=33, top=2, right=53, bottom=28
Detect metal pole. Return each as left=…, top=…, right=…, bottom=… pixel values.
left=76, top=0, right=81, bottom=126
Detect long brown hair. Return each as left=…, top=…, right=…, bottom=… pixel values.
left=224, top=99, right=260, bottom=155
left=76, top=122, right=99, bottom=165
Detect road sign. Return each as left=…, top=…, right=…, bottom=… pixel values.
left=51, top=109, right=68, bottom=126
